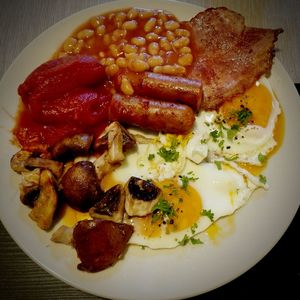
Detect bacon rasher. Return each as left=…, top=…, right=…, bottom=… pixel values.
left=188, top=7, right=283, bottom=110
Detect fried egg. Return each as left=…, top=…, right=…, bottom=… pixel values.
left=186, top=77, right=281, bottom=165
left=109, top=157, right=257, bottom=249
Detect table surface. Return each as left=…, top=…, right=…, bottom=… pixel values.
left=0, top=0, right=299, bottom=299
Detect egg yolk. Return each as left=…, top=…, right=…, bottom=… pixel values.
left=219, top=83, right=273, bottom=128
left=132, top=179, right=202, bottom=238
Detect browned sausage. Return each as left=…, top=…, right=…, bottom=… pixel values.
left=116, top=72, right=202, bottom=112
left=109, top=93, right=195, bottom=134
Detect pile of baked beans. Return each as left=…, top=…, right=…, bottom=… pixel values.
left=56, top=7, right=193, bottom=94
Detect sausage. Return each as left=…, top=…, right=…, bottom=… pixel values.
left=116, top=72, right=202, bottom=112
left=109, top=93, right=195, bottom=134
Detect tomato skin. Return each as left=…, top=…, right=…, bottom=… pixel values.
left=14, top=55, right=111, bottom=153
left=18, top=55, right=106, bottom=107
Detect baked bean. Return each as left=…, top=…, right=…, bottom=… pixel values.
left=131, top=37, right=146, bottom=46
left=116, top=57, right=127, bottom=68
left=159, top=37, right=172, bottom=51
left=63, top=37, right=77, bottom=53
left=98, top=51, right=105, bottom=58
left=122, top=20, right=138, bottom=31
left=166, top=31, right=175, bottom=41
left=129, top=59, right=150, bottom=72
left=144, top=17, right=157, bottom=32
left=145, top=32, right=159, bottom=41
left=90, top=15, right=105, bottom=28
left=73, top=39, right=84, bottom=54
left=175, top=28, right=190, bottom=37
left=139, top=9, right=154, bottom=19
left=121, top=76, right=134, bottom=95
left=127, top=8, right=138, bottom=19
left=77, top=29, right=94, bottom=40
left=139, top=52, right=151, bottom=62
left=153, top=25, right=162, bottom=34
left=112, top=29, right=127, bottom=42
left=124, top=44, right=138, bottom=54
left=100, top=57, right=115, bottom=66
left=179, top=46, right=192, bottom=54
left=164, top=20, right=180, bottom=31
left=105, top=64, right=119, bottom=77
left=109, top=44, right=120, bottom=57
left=153, top=64, right=186, bottom=75
left=148, top=55, right=164, bottom=68
left=103, top=34, right=111, bottom=45
left=157, top=11, right=168, bottom=23
left=96, top=24, right=106, bottom=36
left=148, top=42, right=160, bottom=55
left=178, top=53, right=193, bottom=66
left=172, top=37, right=190, bottom=48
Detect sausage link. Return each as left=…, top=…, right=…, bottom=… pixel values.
left=109, top=93, right=195, bottom=134
left=116, top=71, right=202, bottom=112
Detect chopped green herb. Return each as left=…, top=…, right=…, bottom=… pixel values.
left=218, top=139, right=225, bottom=150
left=191, top=223, right=198, bottom=234
left=259, top=174, right=267, bottom=184
left=225, top=154, right=239, bottom=161
left=227, top=124, right=240, bottom=140
left=201, top=209, right=214, bottom=222
left=178, top=234, right=190, bottom=246
left=214, top=161, right=222, bottom=170
left=191, top=237, right=203, bottom=245
left=200, top=139, right=208, bottom=144
left=210, top=130, right=221, bottom=142
left=236, top=107, right=253, bottom=125
left=151, top=198, right=175, bottom=222
left=258, top=153, right=267, bottom=163
left=177, top=234, right=203, bottom=246
left=148, top=153, right=155, bottom=161
left=179, top=172, right=199, bottom=190
left=157, top=146, right=179, bottom=162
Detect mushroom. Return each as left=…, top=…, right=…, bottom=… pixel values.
left=90, top=184, right=125, bottom=223
left=94, top=121, right=136, bottom=162
left=10, top=150, right=32, bottom=173
left=19, top=168, right=41, bottom=207
left=29, top=169, right=58, bottom=230
left=60, top=161, right=102, bottom=212
left=124, top=177, right=162, bottom=217
left=51, top=225, right=74, bottom=245
left=25, top=157, right=63, bottom=178
left=51, top=133, right=93, bottom=161
left=93, top=151, right=120, bottom=181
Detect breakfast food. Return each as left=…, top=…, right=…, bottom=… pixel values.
left=10, top=6, right=283, bottom=272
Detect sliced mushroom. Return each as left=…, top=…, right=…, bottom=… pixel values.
left=29, top=169, right=58, bottom=230
left=10, top=150, right=32, bottom=173
left=90, top=184, right=125, bottom=223
left=94, top=121, right=136, bottom=162
left=51, top=133, right=93, bottom=161
left=60, top=161, right=102, bottom=212
left=124, top=177, right=162, bottom=217
left=19, top=168, right=41, bottom=207
left=51, top=225, right=74, bottom=245
left=132, top=133, right=154, bottom=144
left=25, top=157, right=63, bottom=178
left=93, top=151, right=120, bottom=181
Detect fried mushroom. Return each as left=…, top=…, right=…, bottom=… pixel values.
left=60, top=161, right=102, bottom=212
left=90, top=184, right=125, bottom=223
left=125, top=177, right=162, bottom=217
left=29, top=169, right=58, bottom=230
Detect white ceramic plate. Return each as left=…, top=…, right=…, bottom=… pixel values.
left=0, top=1, right=299, bottom=299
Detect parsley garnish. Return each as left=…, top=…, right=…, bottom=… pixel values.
left=259, top=174, right=267, bottom=184
left=148, top=153, right=155, bottom=160
left=157, top=142, right=179, bottom=162
left=191, top=223, right=198, bottom=234
left=258, top=153, right=267, bottom=164
left=227, top=124, right=240, bottom=140
left=151, top=198, right=175, bottom=222
left=214, top=161, right=222, bottom=170
left=201, top=209, right=214, bottom=222
left=177, top=234, right=203, bottom=246
left=236, top=107, right=253, bottom=125
left=179, top=172, right=199, bottom=190
left=225, top=154, right=239, bottom=161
